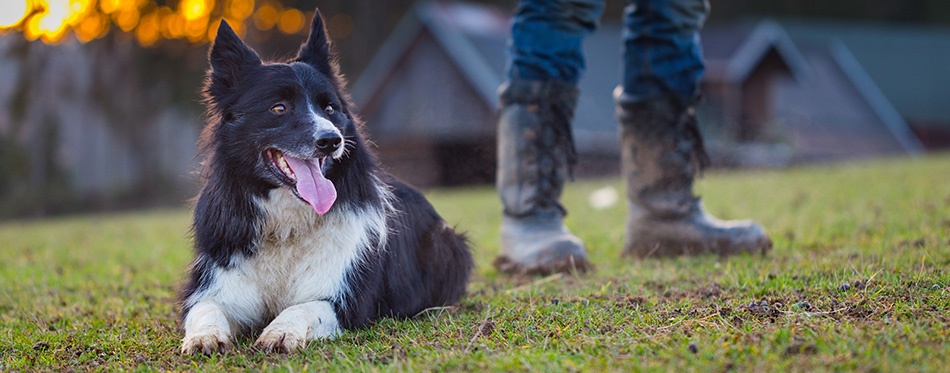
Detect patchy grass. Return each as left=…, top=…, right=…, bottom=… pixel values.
left=2, top=154, right=949, bottom=371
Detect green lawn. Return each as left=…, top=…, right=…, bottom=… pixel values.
left=2, top=155, right=949, bottom=371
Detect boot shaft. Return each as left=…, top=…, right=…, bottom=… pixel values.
left=496, top=79, right=579, bottom=218
left=615, top=91, right=709, bottom=218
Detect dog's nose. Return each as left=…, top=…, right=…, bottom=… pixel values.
left=316, top=132, right=342, bottom=152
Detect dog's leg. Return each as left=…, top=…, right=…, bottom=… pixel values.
left=180, top=301, right=234, bottom=355
left=254, top=301, right=340, bottom=352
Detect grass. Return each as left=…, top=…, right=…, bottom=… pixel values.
left=2, top=154, right=949, bottom=371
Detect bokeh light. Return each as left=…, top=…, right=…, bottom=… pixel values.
left=0, top=0, right=31, bottom=28
left=328, top=13, right=354, bottom=39
left=277, top=7, right=303, bottom=34
left=0, top=0, right=330, bottom=46
left=227, top=0, right=254, bottom=20
left=253, top=2, right=279, bottom=31
left=180, top=0, right=213, bottom=21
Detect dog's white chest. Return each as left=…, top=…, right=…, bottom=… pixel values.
left=193, top=188, right=385, bottom=330
left=242, top=221, right=356, bottom=314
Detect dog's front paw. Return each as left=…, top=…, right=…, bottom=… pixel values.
left=254, top=323, right=307, bottom=353
left=180, top=329, right=233, bottom=355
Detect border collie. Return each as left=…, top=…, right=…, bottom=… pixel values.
left=179, top=10, right=473, bottom=355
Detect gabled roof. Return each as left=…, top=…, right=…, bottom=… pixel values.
left=703, top=20, right=810, bottom=84
left=351, top=2, right=507, bottom=110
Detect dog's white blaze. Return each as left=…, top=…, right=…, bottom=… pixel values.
left=183, top=187, right=387, bottom=335
left=311, top=114, right=337, bottom=136
left=309, top=103, right=345, bottom=159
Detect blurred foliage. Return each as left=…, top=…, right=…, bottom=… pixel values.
left=0, top=0, right=308, bottom=46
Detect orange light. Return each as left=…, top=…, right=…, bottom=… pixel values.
left=328, top=13, right=353, bottom=39
left=184, top=16, right=209, bottom=42
left=253, top=3, right=278, bottom=31
left=207, top=17, right=220, bottom=40
left=24, top=0, right=81, bottom=43
left=155, top=6, right=174, bottom=38
left=227, top=18, right=244, bottom=37
left=0, top=0, right=31, bottom=29
left=180, top=0, right=214, bottom=22
left=99, top=0, right=122, bottom=14
left=277, top=8, right=303, bottom=35
left=7, top=0, right=315, bottom=47
left=115, top=7, right=140, bottom=32
left=38, top=1, right=69, bottom=34
left=135, top=11, right=160, bottom=46
left=163, top=12, right=185, bottom=39
left=226, top=0, right=254, bottom=21
left=75, top=11, right=108, bottom=42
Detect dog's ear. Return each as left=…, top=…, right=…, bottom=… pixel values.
left=296, top=8, right=334, bottom=76
left=209, top=20, right=261, bottom=90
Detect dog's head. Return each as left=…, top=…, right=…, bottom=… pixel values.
left=202, top=10, right=351, bottom=215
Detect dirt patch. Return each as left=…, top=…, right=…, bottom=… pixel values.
left=784, top=344, right=818, bottom=356
left=475, top=320, right=495, bottom=337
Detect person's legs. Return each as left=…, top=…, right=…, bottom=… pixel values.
left=506, top=0, right=604, bottom=84
left=495, top=0, right=605, bottom=275
left=615, top=0, right=772, bottom=257
left=620, top=0, right=708, bottom=101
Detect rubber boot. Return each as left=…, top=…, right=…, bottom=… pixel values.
left=615, top=90, right=772, bottom=257
left=493, top=79, right=591, bottom=275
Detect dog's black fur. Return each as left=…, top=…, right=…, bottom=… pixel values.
left=179, top=9, right=472, bottom=352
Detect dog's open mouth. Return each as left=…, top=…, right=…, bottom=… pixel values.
left=266, top=149, right=337, bottom=215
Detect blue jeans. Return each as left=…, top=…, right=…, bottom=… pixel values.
left=505, top=0, right=709, bottom=102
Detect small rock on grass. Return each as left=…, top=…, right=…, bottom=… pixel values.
left=838, top=283, right=851, bottom=291
left=33, top=341, right=50, bottom=351
left=476, top=320, right=495, bottom=337
left=932, top=284, right=941, bottom=290
left=688, top=343, right=698, bottom=354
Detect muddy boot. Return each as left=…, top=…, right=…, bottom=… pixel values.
left=493, top=79, right=591, bottom=275
left=615, top=90, right=772, bottom=257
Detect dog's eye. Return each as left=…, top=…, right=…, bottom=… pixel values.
left=323, top=104, right=334, bottom=115
left=270, top=104, right=286, bottom=114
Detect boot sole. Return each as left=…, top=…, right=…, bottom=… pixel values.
left=624, top=236, right=772, bottom=258
left=493, top=254, right=593, bottom=276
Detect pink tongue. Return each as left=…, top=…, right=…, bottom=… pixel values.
left=284, top=156, right=336, bottom=215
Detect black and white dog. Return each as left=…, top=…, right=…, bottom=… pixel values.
left=179, top=10, right=473, bottom=354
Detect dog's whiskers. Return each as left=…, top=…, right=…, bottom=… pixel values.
left=340, top=138, right=356, bottom=157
